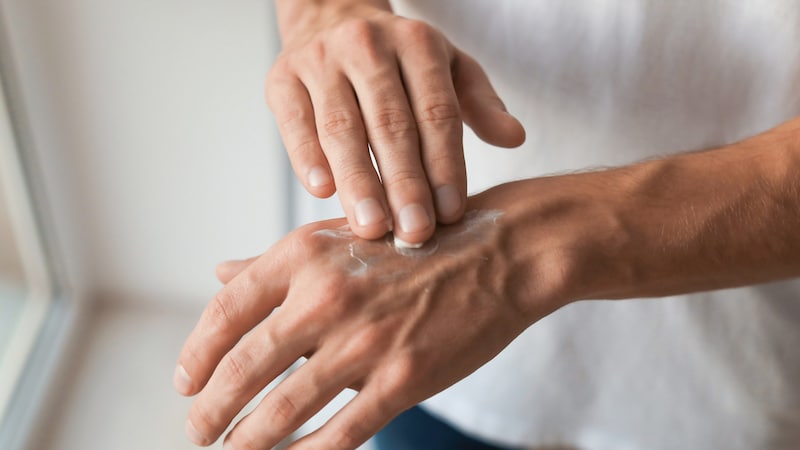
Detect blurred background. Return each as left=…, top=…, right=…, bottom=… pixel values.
left=0, top=1, right=346, bottom=448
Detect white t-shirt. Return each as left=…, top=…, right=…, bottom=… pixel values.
left=387, top=1, right=800, bottom=449
left=293, top=1, right=800, bottom=448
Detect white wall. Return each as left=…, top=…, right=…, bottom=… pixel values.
left=2, top=0, right=284, bottom=308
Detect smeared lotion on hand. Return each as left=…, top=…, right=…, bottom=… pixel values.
left=312, top=210, right=503, bottom=277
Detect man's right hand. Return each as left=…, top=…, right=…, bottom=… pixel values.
left=269, top=0, right=526, bottom=246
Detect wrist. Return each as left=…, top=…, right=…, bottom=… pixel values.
left=468, top=174, right=626, bottom=322
left=274, top=0, right=392, bottom=42
left=482, top=118, right=800, bottom=314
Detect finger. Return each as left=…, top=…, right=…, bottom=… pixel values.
left=398, top=23, right=467, bottom=225
left=216, top=257, right=258, bottom=284
left=347, top=62, right=435, bottom=245
left=287, top=381, right=405, bottom=450
left=186, top=307, right=319, bottom=446
left=222, top=346, right=362, bottom=450
left=266, top=73, right=335, bottom=198
left=302, top=71, right=393, bottom=240
left=452, top=49, right=526, bottom=149
left=174, top=247, right=293, bottom=397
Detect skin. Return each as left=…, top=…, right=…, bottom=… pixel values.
left=267, top=0, right=525, bottom=245
left=174, top=1, right=800, bottom=448
left=175, top=117, right=800, bottom=449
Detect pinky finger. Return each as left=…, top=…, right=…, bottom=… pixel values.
left=287, top=383, right=405, bottom=450
left=266, top=75, right=335, bottom=198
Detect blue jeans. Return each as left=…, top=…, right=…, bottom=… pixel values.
left=374, top=406, right=519, bottom=450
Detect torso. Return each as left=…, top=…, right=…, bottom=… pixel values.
left=390, top=1, right=800, bottom=448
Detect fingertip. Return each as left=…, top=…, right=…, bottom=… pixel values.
left=306, top=165, right=336, bottom=198
left=393, top=203, right=435, bottom=246
left=215, top=261, right=236, bottom=283
left=350, top=198, right=394, bottom=240
left=470, top=108, right=526, bottom=149
left=497, top=112, right=526, bottom=148
left=307, top=185, right=337, bottom=199
left=216, top=258, right=256, bottom=285
left=434, top=184, right=465, bottom=224
left=348, top=220, right=393, bottom=241
left=173, top=364, right=195, bottom=396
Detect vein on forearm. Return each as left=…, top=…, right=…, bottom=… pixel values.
left=604, top=117, right=800, bottom=298
left=482, top=116, right=800, bottom=313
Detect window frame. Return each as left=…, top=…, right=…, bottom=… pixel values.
left=0, top=5, right=85, bottom=449
left=0, top=71, right=53, bottom=426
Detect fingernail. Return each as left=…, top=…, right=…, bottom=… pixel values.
left=173, top=364, right=192, bottom=395
left=435, top=185, right=462, bottom=219
left=398, top=203, right=431, bottom=234
left=308, top=165, right=331, bottom=188
left=185, top=419, right=208, bottom=446
left=354, top=198, right=387, bottom=227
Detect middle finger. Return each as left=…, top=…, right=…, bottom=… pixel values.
left=348, top=61, right=437, bottom=247
left=302, top=71, right=393, bottom=240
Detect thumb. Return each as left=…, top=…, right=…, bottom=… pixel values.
left=452, top=49, right=525, bottom=148
left=215, top=256, right=259, bottom=284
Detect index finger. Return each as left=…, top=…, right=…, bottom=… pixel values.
left=398, top=21, right=466, bottom=225
left=173, top=245, right=293, bottom=397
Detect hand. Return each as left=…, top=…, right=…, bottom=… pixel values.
left=269, top=0, right=526, bottom=245
left=173, top=197, right=560, bottom=449
left=174, top=116, right=800, bottom=449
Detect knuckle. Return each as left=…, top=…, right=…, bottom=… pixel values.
left=308, top=276, right=349, bottom=317
left=336, top=19, right=393, bottom=68
left=230, top=434, right=259, bottom=450
left=266, top=56, right=291, bottom=82
left=278, top=106, right=311, bottom=133
left=243, top=263, right=266, bottom=289
left=289, top=138, right=321, bottom=160
left=382, top=354, right=419, bottom=396
left=287, top=226, right=318, bottom=261
left=338, top=18, right=377, bottom=48
left=205, top=291, right=237, bottom=336
left=417, top=101, right=461, bottom=128
left=425, top=149, right=463, bottom=168
left=321, top=109, right=362, bottom=138
left=369, top=108, right=418, bottom=141
left=329, top=423, right=364, bottom=450
left=265, top=62, right=294, bottom=106
left=190, top=403, right=219, bottom=439
left=307, top=40, right=328, bottom=63
left=337, top=163, right=375, bottom=189
left=263, top=390, right=300, bottom=436
left=295, top=226, right=324, bottom=253
left=339, top=325, right=383, bottom=361
left=382, top=168, right=427, bottom=191
left=400, top=20, right=438, bottom=45
left=218, top=349, right=254, bottom=388
left=259, top=322, right=287, bottom=356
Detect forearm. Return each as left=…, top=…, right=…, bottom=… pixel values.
left=604, top=119, right=800, bottom=298
left=274, top=0, right=392, bottom=40
left=477, top=117, right=800, bottom=317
